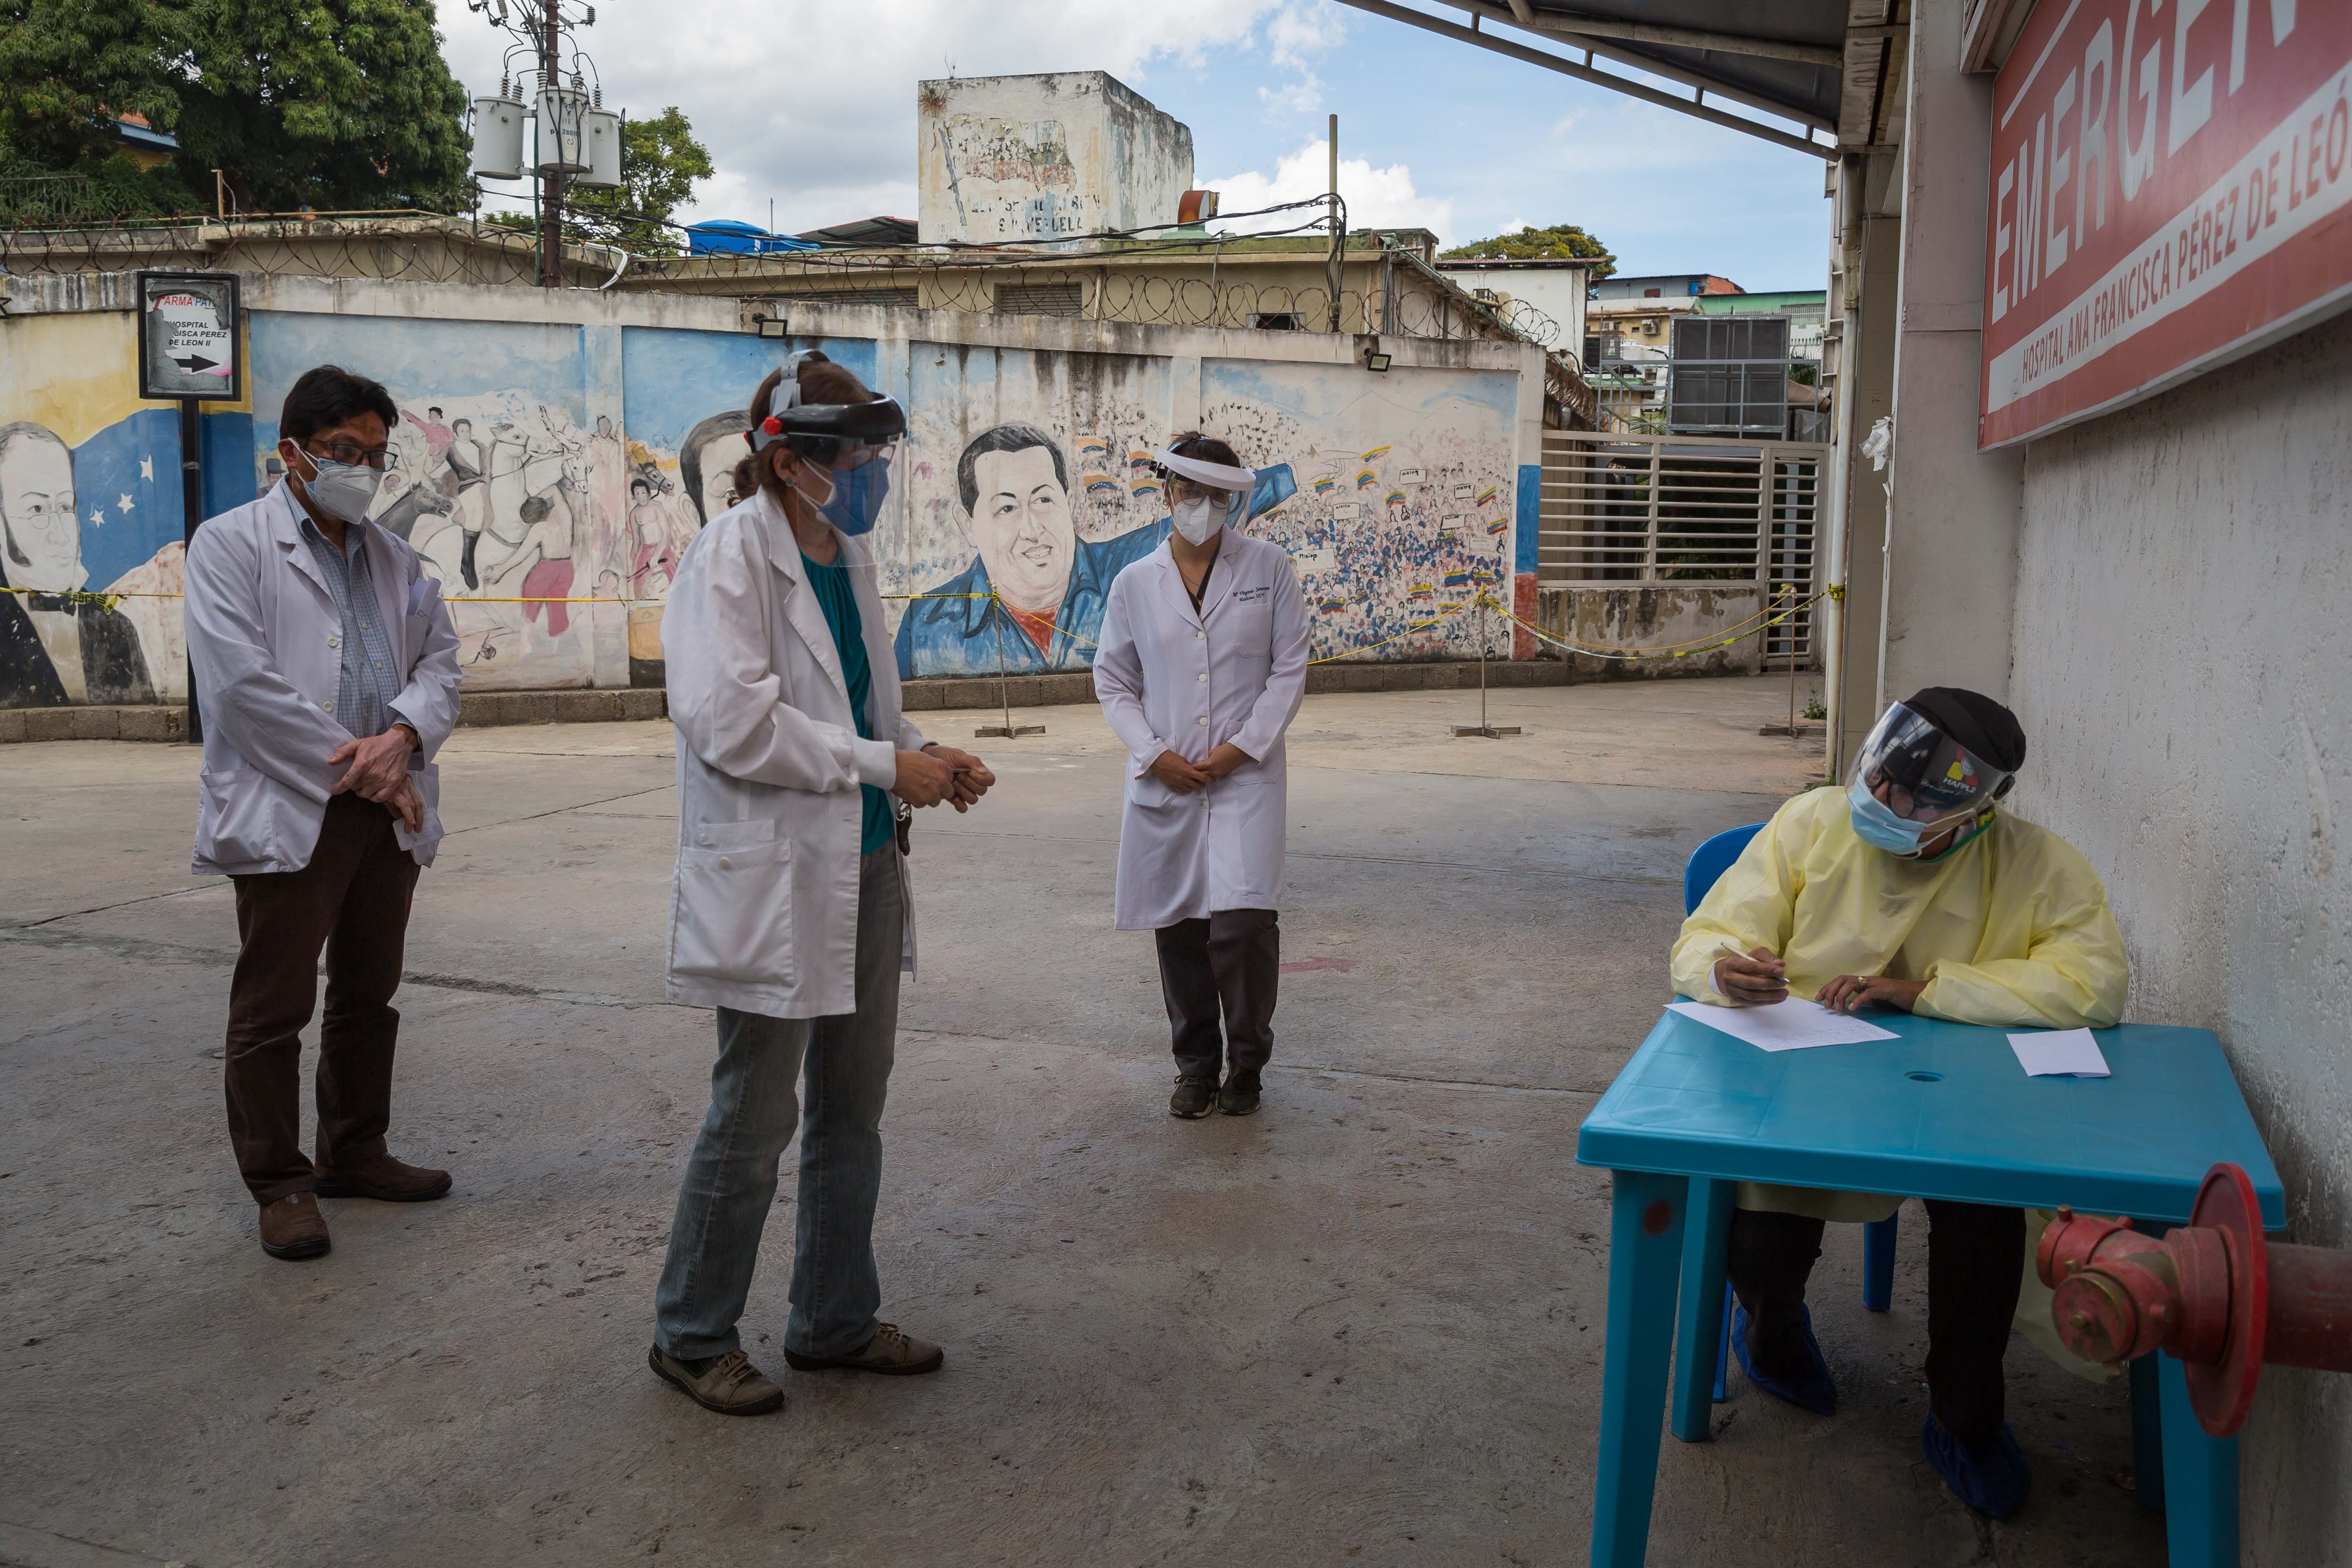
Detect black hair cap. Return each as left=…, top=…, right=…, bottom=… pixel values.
left=1903, top=687, right=2026, bottom=772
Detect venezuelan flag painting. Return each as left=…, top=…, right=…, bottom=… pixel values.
left=1475, top=486, right=1499, bottom=508
left=1408, top=582, right=1436, bottom=603
left=1318, top=596, right=1348, bottom=614
left=1355, top=469, right=1378, bottom=490
left=1384, top=489, right=1407, bottom=508
left=1359, top=444, right=1391, bottom=462
left=1311, top=474, right=1336, bottom=497
left=1486, top=516, right=1510, bottom=536
left=1443, top=569, right=1470, bottom=588
left=1076, top=434, right=1110, bottom=465
left=1084, top=475, right=1123, bottom=500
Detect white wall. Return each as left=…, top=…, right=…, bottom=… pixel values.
left=2009, top=307, right=2352, bottom=1565
left=1876, top=0, right=2021, bottom=710
left=915, top=73, right=1193, bottom=247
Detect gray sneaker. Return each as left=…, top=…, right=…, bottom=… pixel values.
left=647, top=1344, right=786, bottom=1416
left=783, top=1323, right=945, bottom=1376
left=1169, top=1075, right=1217, bottom=1118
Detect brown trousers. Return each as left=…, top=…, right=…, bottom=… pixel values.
left=224, top=792, right=421, bottom=1204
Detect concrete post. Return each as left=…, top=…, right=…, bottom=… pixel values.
left=1876, top=0, right=2023, bottom=709
left=1826, top=176, right=1901, bottom=776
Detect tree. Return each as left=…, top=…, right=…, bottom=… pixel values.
left=0, top=0, right=184, bottom=168
left=0, top=0, right=472, bottom=215
left=1442, top=222, right=1615, bottom=279
left=170, top=0, right=473, bottom=214
left=564, top=107, right=712, bottom=255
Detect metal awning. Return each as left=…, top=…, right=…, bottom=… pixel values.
left=1330, top=1, right=1906, bottom=159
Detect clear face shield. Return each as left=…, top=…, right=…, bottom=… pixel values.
left=747, top=353, right=908, bottom=535
left=1844, top=701, right=2015, bottom=853
left=1154, top=446, right=1255, bottom=545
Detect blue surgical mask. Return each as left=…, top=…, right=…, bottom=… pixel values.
left=1848, top=778, right=1929, bottom=855
left=817, top=455, right=891, bottom=536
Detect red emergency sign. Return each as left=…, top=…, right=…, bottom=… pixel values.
left=1979, top=0, right=2352, bottom=447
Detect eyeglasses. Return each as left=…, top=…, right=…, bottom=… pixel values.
left=307, top=440, right=400, bottom=472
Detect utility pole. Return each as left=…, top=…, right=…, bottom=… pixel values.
left=539, top=0, right=562, bottom=288
left=1326, top=113, right=1342, bottom=332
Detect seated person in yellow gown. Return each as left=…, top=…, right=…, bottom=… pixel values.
left=1669, top=687, right=2127, bottom=1520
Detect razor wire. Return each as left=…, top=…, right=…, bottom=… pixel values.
left=0, top=199, right=1572, bottom=356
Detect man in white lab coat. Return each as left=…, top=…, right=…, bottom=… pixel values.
left=648, top=353, right=996, bottom=1418
left=1094, top=434, right=1312, bottom=1119
left=183, top=365, right=463, bottom=1263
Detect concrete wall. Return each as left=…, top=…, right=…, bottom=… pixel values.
left=1876, top=0, right=2022, bottom=712
left=915, top=72, right=1193, bottom=247
left=1533, top=584, right=1771, bottom=679
left=0, top=273, right=1546, bottom=706
left=2009, top=307, right=2352, bottom=1566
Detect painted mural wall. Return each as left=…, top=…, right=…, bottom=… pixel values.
left=1197, top=362, right=1520, bottom=662
left=0, top=293, right=1539, bottom=704
left=618, top=328, right=879, bottom=685
left=247, top=312, right=626, bottom=690
left=0, top=311, right=214, bottom=709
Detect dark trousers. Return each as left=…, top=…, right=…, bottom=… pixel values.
left=224, top=792, right=421, bottom=1204
left=1728, top=1201, right=2026, bottom=1444
left=1153, top=907, right=1279, bottom=1083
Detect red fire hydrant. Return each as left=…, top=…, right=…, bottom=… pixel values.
left=2037, top=1163, right=2352, bottom=1434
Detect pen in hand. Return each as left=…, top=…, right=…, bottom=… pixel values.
left=1714, top=944, right=1789, bottom=1006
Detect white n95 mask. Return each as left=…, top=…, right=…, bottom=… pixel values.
left=298, top=452, right=384, bottom=525
left=1170, top=494, right=1225, bottom=546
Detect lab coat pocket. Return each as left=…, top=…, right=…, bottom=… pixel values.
left=198, top=765, right=276, bottom=866
left=669, top=838, right=796, bottom=989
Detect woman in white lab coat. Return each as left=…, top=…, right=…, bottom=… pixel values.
left=1093, top=434, right=1312, bottom=1120
left=648, top=352, right=995, bottom=1417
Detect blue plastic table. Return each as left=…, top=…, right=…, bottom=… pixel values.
left=1574, top=1008, right=2284, bottom=1567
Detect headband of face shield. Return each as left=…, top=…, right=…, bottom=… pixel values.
left=1153, top=446, right=1255, bottom=545
left=746, top=353, right=909, bottom=535
left=1844, top=701, right=2016, bottom=853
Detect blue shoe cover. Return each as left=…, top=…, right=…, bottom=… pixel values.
left=1730, top=1302, right=1837, bottom=1416
left=1921, top=1416, right=2032, bottom=1521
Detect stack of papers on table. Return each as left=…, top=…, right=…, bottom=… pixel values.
left=2009, top=1028, right=2112, bottom=1078
left=1667, top=998, right=1901, bottom=1052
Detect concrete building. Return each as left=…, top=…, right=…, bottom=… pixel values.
left=914, top=72, right=1193, bottom=247
left=1589, top=271, right=1742, bottom=300
left=1430, top=255, right=1597, bottom=354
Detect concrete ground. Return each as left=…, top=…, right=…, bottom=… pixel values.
left=0, top=675, right=2163, bottom=1568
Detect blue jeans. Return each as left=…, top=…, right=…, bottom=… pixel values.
left=653, top=846, right=904, bottom=1361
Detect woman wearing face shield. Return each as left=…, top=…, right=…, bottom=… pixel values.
left=1093, top=434, right=1312, bottom=1120
left=1669, top=687, right=2129, bottom=1520
left=647, top=352, right=997, bottom=1416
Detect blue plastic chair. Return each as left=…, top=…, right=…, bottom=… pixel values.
left=1685, top=824, right=1899, bottom=1404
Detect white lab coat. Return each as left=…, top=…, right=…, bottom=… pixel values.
left=661, top=488, right=926, bottom=1018
left=1093, top=533, right=1311, bottom=930
left=184, top=482, right=461, bottom=875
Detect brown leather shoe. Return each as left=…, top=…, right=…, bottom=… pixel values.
left=314, top=1150, right=452, bottom=1202
left=258, top=1192, right=331, bottom=1259
left=783, top=1322, right=944, bottom=1376
left=648, top=1345, right=786, bottom=1416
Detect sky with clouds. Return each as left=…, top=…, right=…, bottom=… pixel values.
left=442, top=0, right=1832, bottom=291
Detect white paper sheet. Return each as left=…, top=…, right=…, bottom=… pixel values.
left=2008, top=1027, right=2111, bottom=1078
left=1667, top=998, right=1902, bottom=1052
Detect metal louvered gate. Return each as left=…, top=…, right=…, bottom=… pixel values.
left=1538, top=430, right=1827, bottom=662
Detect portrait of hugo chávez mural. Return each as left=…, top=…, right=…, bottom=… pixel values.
left=0, top=421, right=158, bottom=708
left=893, top=422, right=1169, bottom=680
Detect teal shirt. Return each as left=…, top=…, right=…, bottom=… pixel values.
left=801, top=552, right=897, bottom=855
